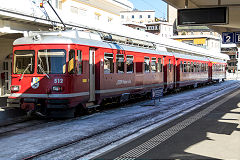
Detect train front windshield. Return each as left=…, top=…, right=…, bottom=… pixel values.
left=14, top=50, right=35, bottom=74
left=13, top=49, right=66, bottom=75
left=37, top=49, right=66, bottom=74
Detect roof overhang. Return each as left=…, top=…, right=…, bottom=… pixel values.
left=163, top=0, right=240, bottom=33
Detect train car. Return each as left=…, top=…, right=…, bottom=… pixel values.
left=208, top=58, right=226, bottom=82
left=7, top=30, right=227, bottom=117
left=174, top=53, right=210, bottom=88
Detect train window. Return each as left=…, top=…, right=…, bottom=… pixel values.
left=151, top=57, right=157, bottom=72
left=169, top=59, right=171, bottom=72
left=104, top=53, right=114, bottom=74
left=77, top=50, right=82, bottom=74
left=187, top=62, right=191, bottom=72
left=13, top=50, right=35, bottom=74
left=127, top=55, right=134, bottom=73
left=184, top=62, right=187, bottom=72
left=194, top=62, right=196, bottom=72
left=68, top=50, right=76, bottom=74
left=116, top=54, right=124, bottom=73
left=38, top=49, right=66, bottom=74
left=191, top=62, right=194, bottom=72
left=144, top=57, right=150, bottom=73
left=180, top=61, right=183, bottom=72
left=158, top=58, right=162, bottom=72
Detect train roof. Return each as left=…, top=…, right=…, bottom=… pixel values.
left=14, top=30, right=173, bottom=56
left=14, top=30, right=227, bottom=62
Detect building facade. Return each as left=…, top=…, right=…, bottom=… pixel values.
left=221, top=44, right=239, bottom=73
left=120, top=10, right=156, bottom=24
left=145, top=21, right=173, bottom=38
left=172, top=35, right=221, bottom=52
left=51, top=0, right=133, bottom=24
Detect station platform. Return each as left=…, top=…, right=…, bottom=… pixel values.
left=95, top=89, right=240, bottom=159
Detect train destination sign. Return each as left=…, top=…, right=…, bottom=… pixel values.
left=222, top=32, right=240, bottom=44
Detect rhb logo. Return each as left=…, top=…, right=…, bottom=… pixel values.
left=31, top=77, right=40, bottom=89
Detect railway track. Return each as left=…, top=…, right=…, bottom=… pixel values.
left=0, top=117, right=52, bottom=136
left=21, top=81, right=240, bottom=160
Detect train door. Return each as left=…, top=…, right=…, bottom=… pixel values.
left=89, top=48, right=95, bottom=101
left=173, top=58, right=177, bottom=89
left=208, top=62, right=212, bottom=82
left=176, top=58, right=180, bottom=88
left=163, top=56, right=168, bottom=89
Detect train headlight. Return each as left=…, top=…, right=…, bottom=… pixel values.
left=11, top=85, right=20, bottom=92
left=52, top=86, right=63, bottom=92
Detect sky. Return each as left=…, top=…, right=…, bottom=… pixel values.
left=129, top=0, right=168, bottom=20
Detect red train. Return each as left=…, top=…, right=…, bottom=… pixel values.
left=7, top=30, right=227, bottom=117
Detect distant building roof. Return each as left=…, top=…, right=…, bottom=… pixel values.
left=177, top=26, right=212, bottom=31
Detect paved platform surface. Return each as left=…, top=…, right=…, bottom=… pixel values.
left=95, top=89, right=240, bottom=159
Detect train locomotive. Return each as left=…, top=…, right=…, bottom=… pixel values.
left=7, top=30, right=227, bottom=117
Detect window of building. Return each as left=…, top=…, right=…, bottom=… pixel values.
left=70, top=6, right=78, bottom=14
left=116, top=54, right=124, bottom=73
left=151, top=57, right=157, bottom=72
left=148, top=15, right=151, bottom=18
left=139, top=15, right=142, bottom=18
left=132, top=15, right=134, bottom=19
left=104, top=53, right=114, bottom=74
left=95, top=12, right=101, bottom=20
left=144, top=57, right=150, bottom=73
left=78, top=8, right=87, bottom=16
left=77, top=50, right=82, bottom=74
left=127, top=55, right=134, bottom=73
left=55, top=0, right=62, bottom=10
left=108, top=17, right=113, bottom=22
left=121, top=15, right=124, bottom=19
left=3, top=61, right=8, bottom=70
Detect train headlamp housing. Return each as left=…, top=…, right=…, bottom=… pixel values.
left=11, top=85, right=20, bottom=92
left=52, top=86, right=63, bottom=92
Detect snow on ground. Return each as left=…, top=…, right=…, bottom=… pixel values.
left=0, top=80, right=239, bottom=160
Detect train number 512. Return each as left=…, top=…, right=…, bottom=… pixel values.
left=54, top=78, right=63, bottom=84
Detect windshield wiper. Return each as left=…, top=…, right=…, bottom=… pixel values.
left=20, top=64, right=31, bottom=80
left=38, top=64, right=50, bottom=79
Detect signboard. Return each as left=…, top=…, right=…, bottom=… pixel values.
left=178, top=7, right=228, bottom=26
left=235, top=32, right=240, bottom=44
left=222, top=32, right=240, bottom=44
